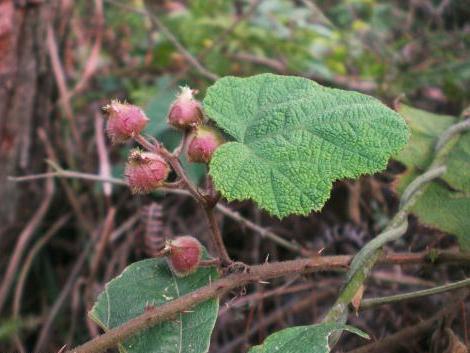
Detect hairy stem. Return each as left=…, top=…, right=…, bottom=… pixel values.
left=134, top=134, right=233, bottom=264
left=67, top=250, right=470, bottom=353
left=204, top=207, right=232, bottom=265
left=134, top=134, right=207, bottom=205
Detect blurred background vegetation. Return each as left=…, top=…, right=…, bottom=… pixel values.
left=0, top=0, right=469, bottom=352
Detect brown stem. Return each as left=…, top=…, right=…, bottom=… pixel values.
left=204, top=207, right=232, bottom=266
left=163, top=180, right=185, bottom=189
left=134, top=134, right=159, bottom=153
left=86, top=208, right=116, bottom=305
left=12, top=213, right=71, bottom=353
left=0, top=175, right=54, bottom=314
left=10, top=169, right=309, bottom=255
left=165, top=153, right=208, bottom=205
left=67, top=251, right=470, bottom=353
left=134, top=134, right=232, bottom=263
left=346, top=295, right=466, bottom=353
left=359, top=277, right=470, bottom=310
left=215, top=203, right=307, bottom=255
left=172, top=129, right=189, bottom=157
left=134, top=134, right=207, bottom=205
left=35, top=240, right=95, bottom=353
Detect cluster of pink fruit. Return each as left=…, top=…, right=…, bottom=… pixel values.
left=102, top=86, right=223, bottom=194
left=102, top=87, right=222, bottom=276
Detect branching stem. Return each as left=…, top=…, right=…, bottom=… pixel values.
left=134, top=134, right=232, bottom=264
left=66, top=250, right=470, bottom=353
left=134, top=134, right=207, bottom=204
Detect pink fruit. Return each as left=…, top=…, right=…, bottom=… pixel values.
left=167, top=236, right=202, bottom=277
left=125, top=150, right=170, bottom=194
left=103, top=100, right=149, bottom=143
left=167, top=86, right=203, bottom=130
left=186, top=126, right=224, bottom=164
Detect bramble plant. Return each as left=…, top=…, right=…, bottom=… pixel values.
left=65, top=73, right=470, bottom=353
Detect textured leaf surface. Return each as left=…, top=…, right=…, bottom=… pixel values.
left=247, top=323, right=368, bottom=353
left=89, top=255, right=218, bottom=353
left=204, top=74, right=409, bottom=217
left=394, top=105, right=470, bottom=249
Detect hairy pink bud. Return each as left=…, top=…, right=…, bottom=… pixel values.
left=186, top=126, right=224, bottom=163
left=103, top=100, right=149, bottom=143
left=167, top=86, right=203, bottom=130
left=167, top=236, right=202, bottom=277
left=125, top=150, right=170, bottom=194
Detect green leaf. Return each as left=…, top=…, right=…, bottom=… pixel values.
left=394, top=105, right=470, bottom=249
left=204, top=74, right=409, bottom=217
left=444, top=130, right=470, bottom=192
left=89, top=255, right=219, bottom=353
left=394, top=105, right=455, bottom=170
left=247, top=322, right=369, bottom=353
left=399, top=172, right=470, bottom=250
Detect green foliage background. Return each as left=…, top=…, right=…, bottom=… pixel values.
left=99, top=0, right=470, bottom=105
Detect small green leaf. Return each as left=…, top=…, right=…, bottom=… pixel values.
left=204, top=74, right=409, bottom=217
left=394, top=105, right=455, bottom=170
left=406, top=180, right=470, bottom=249
left=247, top=322, right=369, bottom=353
left=89, top=254, right=219, bottom=353
left=394, top=105, right=470, bottom=250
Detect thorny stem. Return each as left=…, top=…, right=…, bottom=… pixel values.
left=66, top=251, right=470, bottom=353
